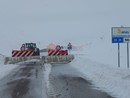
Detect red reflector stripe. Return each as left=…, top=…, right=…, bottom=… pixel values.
left=12, top=50, right=34, bottom=57
left=48, top=50, right=68, bottom=56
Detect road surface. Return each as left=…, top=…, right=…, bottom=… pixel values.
left=0, top=61, right=115, bottom=98
left=0, top=62, right=47, bottom=98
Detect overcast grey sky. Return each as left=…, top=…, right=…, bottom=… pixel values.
left=0, top=0, right=130, bottom=55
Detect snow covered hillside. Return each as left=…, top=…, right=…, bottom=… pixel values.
left=0, top=0, right=130, bottom=68
left=70, top=37, right=129, bottom=69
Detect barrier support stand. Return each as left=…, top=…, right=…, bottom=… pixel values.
left=118, top=43, right=120, bottom=68
left=127, top=43, right=129, bottom=68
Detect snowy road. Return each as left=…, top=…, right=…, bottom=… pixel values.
left=0, top=61, right=115, bottom=98
left=48, top=64, right=115, bottom=98
left=0, top=62, right=47, bottom=98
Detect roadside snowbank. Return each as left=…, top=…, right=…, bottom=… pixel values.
left=43, top=64, right=54, bottom=97
left=0, top=55, right=19, bottom=80
left=0, top=54, right=4, bottom=64
left=71, top=55, right=130, bottom=98
left=0, top=64, right=19, bottom=80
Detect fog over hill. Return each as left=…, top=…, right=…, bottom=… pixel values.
left=0, top=0, right=130, bottom=67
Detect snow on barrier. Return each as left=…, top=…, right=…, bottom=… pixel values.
left=4, top=55, right=74, bottom=64
left=43, top=64, right=56, bottom=97
left=4, top=56, right=40, bottom=64
left=41, top=55, right=74, bottom=63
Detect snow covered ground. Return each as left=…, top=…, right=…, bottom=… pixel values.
left=42, top=51, right=130, bottom=98
left=0, top=64, right=18, bottom=80
left=0, top=0, right=130, bottom=97
left=70, top=54, right=130, bottom=98
left=0, top=53, right=130, bottom=98
left=0, top=54, right=4, bottom=64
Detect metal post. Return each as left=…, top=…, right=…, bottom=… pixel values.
left=127, top=43, right=129, bottom=68
left=118, top=43, right=120, bottom=67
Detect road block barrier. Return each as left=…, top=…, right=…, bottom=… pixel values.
left=12, top=50, right=34, bottom=57
left=48, top=49, right=68, bottom=56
